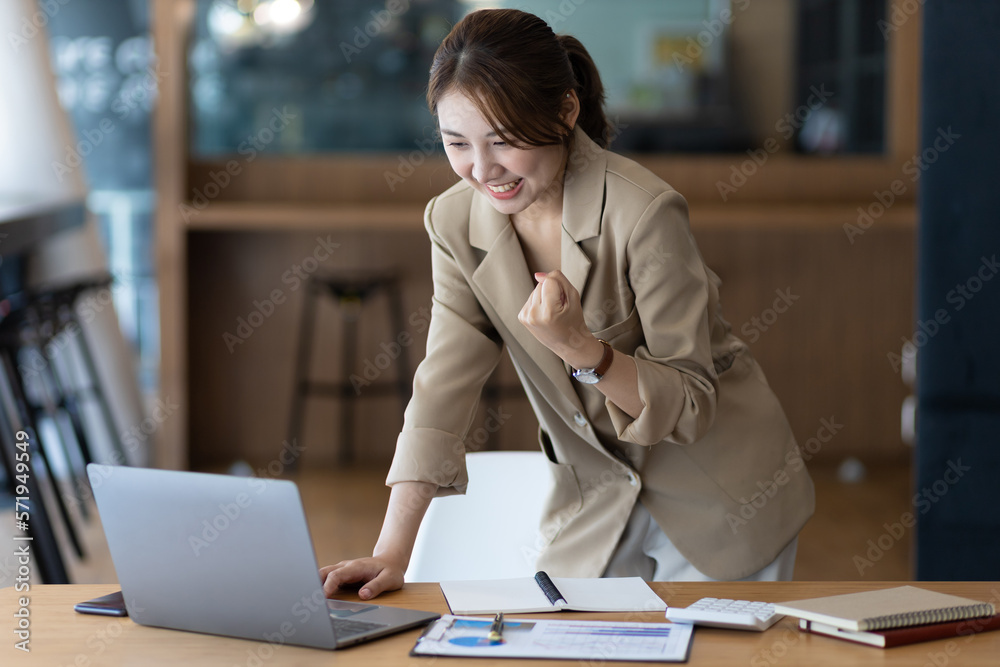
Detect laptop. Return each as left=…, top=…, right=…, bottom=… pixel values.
left=86, top=464, right=439, bottom=649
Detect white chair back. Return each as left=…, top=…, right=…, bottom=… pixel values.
left=405, top=451, right=553, bottom=582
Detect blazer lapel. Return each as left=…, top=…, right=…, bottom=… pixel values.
left=469, top=127, right=608, bottom=420
left=469, top=194, right=535, bottom=344
left=561, top=126, right=606, bottom=299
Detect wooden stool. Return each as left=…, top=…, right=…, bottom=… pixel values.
left=286, top=270, right=411, bottom=467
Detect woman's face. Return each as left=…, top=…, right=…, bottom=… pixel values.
left=437, top=90, right=570, bottom=220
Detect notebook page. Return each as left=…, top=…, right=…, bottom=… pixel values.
left=439, top=577, right=553, bottom=614
left=552, top=577, right=667, bottom=612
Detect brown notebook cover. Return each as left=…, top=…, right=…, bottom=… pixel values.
left=800, top=614, right=1000, bottom=648
left=774, top=586, right=996, bottom=631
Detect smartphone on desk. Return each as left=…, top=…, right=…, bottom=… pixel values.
left=74, top=590, right=128, bottom=617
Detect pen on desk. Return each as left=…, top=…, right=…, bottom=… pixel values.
left=488, top=612, right=504, bottom=644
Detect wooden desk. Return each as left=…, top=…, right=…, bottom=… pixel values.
left=4, top=582, right=999, bottom=665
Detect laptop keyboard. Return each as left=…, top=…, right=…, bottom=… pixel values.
left=330, top=617, right=388, bottom=639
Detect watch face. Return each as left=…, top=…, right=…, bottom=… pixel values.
left=573, top=369, right=601, bottom=384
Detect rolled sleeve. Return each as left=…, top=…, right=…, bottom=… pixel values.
left=385, top=427, right=469, bottom=496
left=608, top=190, right=719, bottom=446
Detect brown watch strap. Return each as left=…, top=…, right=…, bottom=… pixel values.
left=593, top=339, right=614, bottom=376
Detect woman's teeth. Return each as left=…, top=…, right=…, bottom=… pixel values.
left=487, top=179, right=521, bottom=193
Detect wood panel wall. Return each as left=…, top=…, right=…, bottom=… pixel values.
left=186, top=213, right=914, bottom=472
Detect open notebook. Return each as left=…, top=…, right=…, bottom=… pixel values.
left=439, top=572, right=667, bottom=615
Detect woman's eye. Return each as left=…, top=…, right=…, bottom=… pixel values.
left=494, top=141, right=507, bottom=147
left=447, top=142, right=467, bottom=148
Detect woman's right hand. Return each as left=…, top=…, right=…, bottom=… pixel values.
left=320, top=479, right=438, bottom=601
left=320, top=555, right=405, bottom=600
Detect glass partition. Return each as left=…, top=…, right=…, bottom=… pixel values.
left=188, top=0, right=887, bottom=156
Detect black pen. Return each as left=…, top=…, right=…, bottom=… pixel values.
left=488, top=612, right=504, bottom=644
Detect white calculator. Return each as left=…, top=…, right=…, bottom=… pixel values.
left=665, top=597, right=783, bottom=631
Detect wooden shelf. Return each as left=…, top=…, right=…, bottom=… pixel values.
left=183, top=202, right=427, bottom=231
left=181, top=200, right=917, bottom=233
left=690, top=202, right=917, bottom=231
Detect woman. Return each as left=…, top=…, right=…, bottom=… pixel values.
left=321, top=8, right=814, bottom=600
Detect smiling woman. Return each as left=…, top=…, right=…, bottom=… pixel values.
left=427, top=10, right=600, bottom=289
left=436, top=91, right=571, bottom=230
left=318, top=7, right=815, bottom=601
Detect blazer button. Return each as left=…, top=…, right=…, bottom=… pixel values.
left=626, top=471, right=639, bottom=486
left=573, top=412, right=587, bottom=427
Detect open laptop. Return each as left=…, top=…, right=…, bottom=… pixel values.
left=86, top=464, right=438, bottom=649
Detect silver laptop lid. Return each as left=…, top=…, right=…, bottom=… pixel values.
left=87, top=464, right=339, bottom=649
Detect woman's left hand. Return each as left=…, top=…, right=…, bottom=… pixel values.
left=518, top=271, right=604, bottom=369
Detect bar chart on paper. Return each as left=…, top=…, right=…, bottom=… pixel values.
left=533, top=621, right=684, bottom=654
left=412, top=616, right=693, bottom=662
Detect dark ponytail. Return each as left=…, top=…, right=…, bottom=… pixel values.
left=557, top=34, right=611, bottom=149
left=428, top=9, right=612, bottom=150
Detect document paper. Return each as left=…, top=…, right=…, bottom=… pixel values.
left=411, top=615, right=694, bottom=662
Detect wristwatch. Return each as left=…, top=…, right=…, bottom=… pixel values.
left=572, top=339, right=614, bottom=384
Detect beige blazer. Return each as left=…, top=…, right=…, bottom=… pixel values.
left=386, top=126, right=815, bottom=580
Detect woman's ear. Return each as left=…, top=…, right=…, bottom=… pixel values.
left=560, top=90, right=581, bottom=130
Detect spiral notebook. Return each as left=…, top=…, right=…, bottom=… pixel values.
left=439, top=572, right=666, bottom=615
left=798, top=613, right=1000, bottom=648
left=774, top=586, right=995, bottom=632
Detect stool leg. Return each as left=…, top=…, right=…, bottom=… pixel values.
left=44, top=345, right=96, bottom=467
left=21, top=309, right=94, bottom=502
left=16, top=338, right=93, bottom=544
left=27, top=344, right=92, bottom=520
left=387, top=281, right=413, bottom=409
left=286, top=279, right=320, bottom=473
left=338, top=302, right=360, bottom=466
left=63, top=302, right=130, bottom=465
